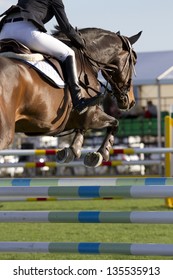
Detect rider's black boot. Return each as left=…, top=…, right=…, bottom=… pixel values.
left=63, top=55, right=102, bottom=114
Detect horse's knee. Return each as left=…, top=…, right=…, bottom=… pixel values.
left=0, top=126, right=14, bottom=149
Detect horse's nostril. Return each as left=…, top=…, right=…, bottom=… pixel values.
left=120, top=94, right=128, bottom=105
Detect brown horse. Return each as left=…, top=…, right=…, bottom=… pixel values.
left=0, top=27, right=141, bottom=167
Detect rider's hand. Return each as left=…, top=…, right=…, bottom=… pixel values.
left=69, top=29, right=86, bottom=49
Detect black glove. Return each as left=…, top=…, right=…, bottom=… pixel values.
left=68, top=29, right=86, bottom=49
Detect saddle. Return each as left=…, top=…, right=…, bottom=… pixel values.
left=0, top=38, right=31, bottom=54
left=0, top=38, right=64, bottom=85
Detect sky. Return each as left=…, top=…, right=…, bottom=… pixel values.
left=0, top=0, right=173, bottom=53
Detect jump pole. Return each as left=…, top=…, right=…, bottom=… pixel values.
left=0, top=160, right=161, bottom=168
left=1, top=185, right=173, bottom=198
left=1, top=177, right=173, bottom=186
left=2, top=147, right=173, bottom=156
left=0, top=211, right=173, bottom=223
left=0, top=242, right=173, bottom=255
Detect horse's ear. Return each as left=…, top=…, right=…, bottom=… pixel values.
left=116, top=31, right=120, bottom=35
left=128, top=31, right=142, bottom=45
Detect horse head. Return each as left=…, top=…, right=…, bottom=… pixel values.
left=79, top=28, right=142, bottom=111
left=101, top=31, right=142, bottom=111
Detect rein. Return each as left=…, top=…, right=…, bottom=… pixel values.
left=77, top=49, right=104, bottom=97
left=78, top=49, right=118, bottom=96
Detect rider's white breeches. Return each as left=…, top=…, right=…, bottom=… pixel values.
left=0, top=20, right=74, bottom=62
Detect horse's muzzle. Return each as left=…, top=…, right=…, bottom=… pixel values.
left=116, top=93, right=133, bottom=110
left=116, top=84, right=136, bottom=111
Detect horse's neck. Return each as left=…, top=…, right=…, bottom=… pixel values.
left=86, top=47, right=106, bottom=62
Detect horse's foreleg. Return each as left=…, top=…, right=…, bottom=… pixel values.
left=70, top=129, right=85, bottom=158
left=83, top=106, right=119, bottom=167
left=97, top=126, right=118, bottom=161
left=0, top=128, right=14, bottom=149
left=56, top=129, right=84, bottom=163
left=84, top=126, right=117, bottom=167
left=0, top=109, right=15, bottom=149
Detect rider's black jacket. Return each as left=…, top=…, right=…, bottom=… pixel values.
left=0, top=0, right=84, bottom=48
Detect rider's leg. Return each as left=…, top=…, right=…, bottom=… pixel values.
left=63, top=55, right=101, bottom=113
left=0, top=21, right=101, bottom=114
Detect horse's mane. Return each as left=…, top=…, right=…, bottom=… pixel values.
left=52, top=26, right=118, bottom=50
left=52, top=26, right=116, bottom=38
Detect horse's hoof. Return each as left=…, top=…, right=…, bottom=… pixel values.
left=84, top=152, right=103, bottom=167
left=56, top=148, right=75, bottom=163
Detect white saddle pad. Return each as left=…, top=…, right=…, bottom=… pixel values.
left=0, top=52, right=65, bottom=88
left=27, top=60, right=65, bottom=88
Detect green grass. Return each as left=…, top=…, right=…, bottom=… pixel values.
left=0, top=198, right=173, bottom=260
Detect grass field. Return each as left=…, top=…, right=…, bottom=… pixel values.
left=0, top=196, right=173, bottom=260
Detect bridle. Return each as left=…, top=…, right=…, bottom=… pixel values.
left=82, top=35, right=136, bottom=105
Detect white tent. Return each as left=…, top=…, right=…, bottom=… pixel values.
left=133, top=50, right=173, bottom=85
left=99, top=50, right=173, bottom=146
left=133, top=51, right=173, bottom=146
